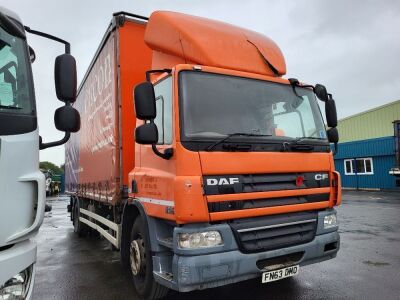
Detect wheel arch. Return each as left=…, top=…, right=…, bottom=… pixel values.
left=121, top=199, right=148, bottom=268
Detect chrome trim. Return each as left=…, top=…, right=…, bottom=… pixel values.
left=237, top=219, right=317, bottom=233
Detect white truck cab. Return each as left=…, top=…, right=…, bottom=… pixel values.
left=0, top=7, right=79, bottom=299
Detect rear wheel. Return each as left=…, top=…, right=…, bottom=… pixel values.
left=73, top=198, right=89, bottom=237
left=130, top=217, right=169, bottom=300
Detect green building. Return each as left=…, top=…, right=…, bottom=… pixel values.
left=334, top=100, right=400, bottom=189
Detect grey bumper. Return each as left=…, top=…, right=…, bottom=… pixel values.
left=153, top=209, right=340, bottom=292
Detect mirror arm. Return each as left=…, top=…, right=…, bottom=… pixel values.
left=24, top=26, right=70, bottom=54
left=332, top=142, right=338, bottom=156
left=39, top=132, right=71, bottom=150
left=151, top=144, right=173, bottom=160
left=145, top=69, right=172, bottom=82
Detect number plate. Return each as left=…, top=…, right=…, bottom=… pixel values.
left=261, top=265, right=299, bottom=283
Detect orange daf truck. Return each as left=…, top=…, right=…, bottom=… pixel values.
left=65, top=11, right=341, bottom=299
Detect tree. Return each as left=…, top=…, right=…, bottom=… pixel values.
left=39, top=161, right=63, bottom=175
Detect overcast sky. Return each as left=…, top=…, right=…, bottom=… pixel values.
left=3, top=0, right=400, bottom=165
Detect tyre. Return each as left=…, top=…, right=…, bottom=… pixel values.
left=73, top=198, right=89, bottom=237
left=129, top=216, right=169, bottom=300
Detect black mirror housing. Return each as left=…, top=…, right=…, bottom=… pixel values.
left=327, top=127, right=339, bottom=144
left=55, top=54, right=77, bottom=102
left=315, top=84, right=329, bottom=102
left=135, top=123, right=158, bottom=144
left=134, top=82, right=156, bottom=120
left=54, top=105, right=80, bottom=132
left=325, top=99, right=338, bottom=128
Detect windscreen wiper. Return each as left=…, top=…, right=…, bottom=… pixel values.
left=206, top=132, right=272, bottom=151
left=292, top=136, right=326, bottom=143
left=283, top=136, right=326, bottom=152
left=0, top=104, right=22, bottom=109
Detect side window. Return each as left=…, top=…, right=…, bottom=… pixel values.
left=0, top=28, right=33, bottom=115
left=272, top=96, right=326, bottom=139
left=0, top=45, right=17, bottom=106
left=343, top=158, right=373, bottom=175
left=153, top=77, right=173, bottom=144
left=344, top=159, right=353, bottom=175
left=357, top=158, right=373, bottom=175
left=297, top=98, right=320, bottom=137
left=273, top=102, right=303, bottom=137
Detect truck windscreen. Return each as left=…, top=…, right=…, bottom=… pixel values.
left=179, top=71, right=327, bottom=144
left=0, top=25, right=33, bottom=114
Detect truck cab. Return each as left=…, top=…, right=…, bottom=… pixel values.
left=0, top=8, right=42, bottom=299
left=129, top=11, right=341, bottom=294
left=0, top=6, right=79, bottom=299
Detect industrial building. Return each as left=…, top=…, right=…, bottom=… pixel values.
left=334, top=100, right=400, bottom=190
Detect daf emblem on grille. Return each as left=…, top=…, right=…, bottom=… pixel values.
left=206, top=177, right=240, bottom=186
left=296, top=176, right=304, bottom=187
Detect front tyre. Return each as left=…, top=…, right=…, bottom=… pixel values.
left=130, top=216, right=169, bottom=300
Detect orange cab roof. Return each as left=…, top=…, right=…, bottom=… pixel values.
left=144, top=11, right=286, bottom=77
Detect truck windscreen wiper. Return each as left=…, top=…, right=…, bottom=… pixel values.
left=282, top=136, right=326, bottom=152
left=0, top=104, right=23, bottom=109
left=206, top=132, right=272, bottom=151
left=291, top=136, right=326, bottom=144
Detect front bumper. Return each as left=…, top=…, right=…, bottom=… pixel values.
left=153, top=209, right=340, bottom=292
left=0, top=240, right=37, bottom=299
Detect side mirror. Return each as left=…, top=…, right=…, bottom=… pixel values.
left=54, top=105, right=80, bottom=132
left=134, top=81, right=156, bottom=120
left=135, top=123, right=158, bottom=144
left=325, top=99, right=338, bottom=128
left=55, top=54, right=77, bottom=102
left=315, top=84, right=329, bottom=102
left=327, top=127, right=339, bottom=144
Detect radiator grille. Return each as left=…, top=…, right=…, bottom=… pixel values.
left=229, top=211, right=318, bottom=253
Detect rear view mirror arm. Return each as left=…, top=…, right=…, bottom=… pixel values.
left=39, top=132, right=70, bottom=150
left=24, top=26, right=70, bottom=54
left=151, top=144, right=173, bottom=160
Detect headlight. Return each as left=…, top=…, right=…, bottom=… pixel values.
left=324, top=214, right=338, bottom=229
left=178, top=231, right=223, bottom=249
left=0, top=265, right=33, bottom=300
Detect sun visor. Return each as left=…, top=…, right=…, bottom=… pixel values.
left=145, top=11, right=286, bottom=76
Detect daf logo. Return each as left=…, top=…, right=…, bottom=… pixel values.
left=315, top=174, right=329, bottom=181
left=206, top=177, right=240, bottom=186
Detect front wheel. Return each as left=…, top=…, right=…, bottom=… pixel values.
left=129, top=217, right=169, bottom=300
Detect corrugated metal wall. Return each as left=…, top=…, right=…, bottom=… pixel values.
left=335, top=137, right=395, bottom=158
left=337, top=100, right=400, bottom=142
left=334, top=137, right=397, bottom=189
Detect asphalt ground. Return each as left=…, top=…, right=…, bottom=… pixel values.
left=33, top=191, right=400, bottom=300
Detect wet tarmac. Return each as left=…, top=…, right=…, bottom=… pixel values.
left=33, top=191, right=400, bottom=300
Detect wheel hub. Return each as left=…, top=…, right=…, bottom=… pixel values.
left=130, top=237, right=146, bottom=276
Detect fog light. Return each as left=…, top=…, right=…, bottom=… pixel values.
left=178, top=231, right=223, bottom=249
left=0, top=265, right=33, bottom=300
left=324, top=214, right=338, bottom=229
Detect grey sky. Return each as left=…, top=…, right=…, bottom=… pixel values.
left=3, top=0, right=400, bottom=165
